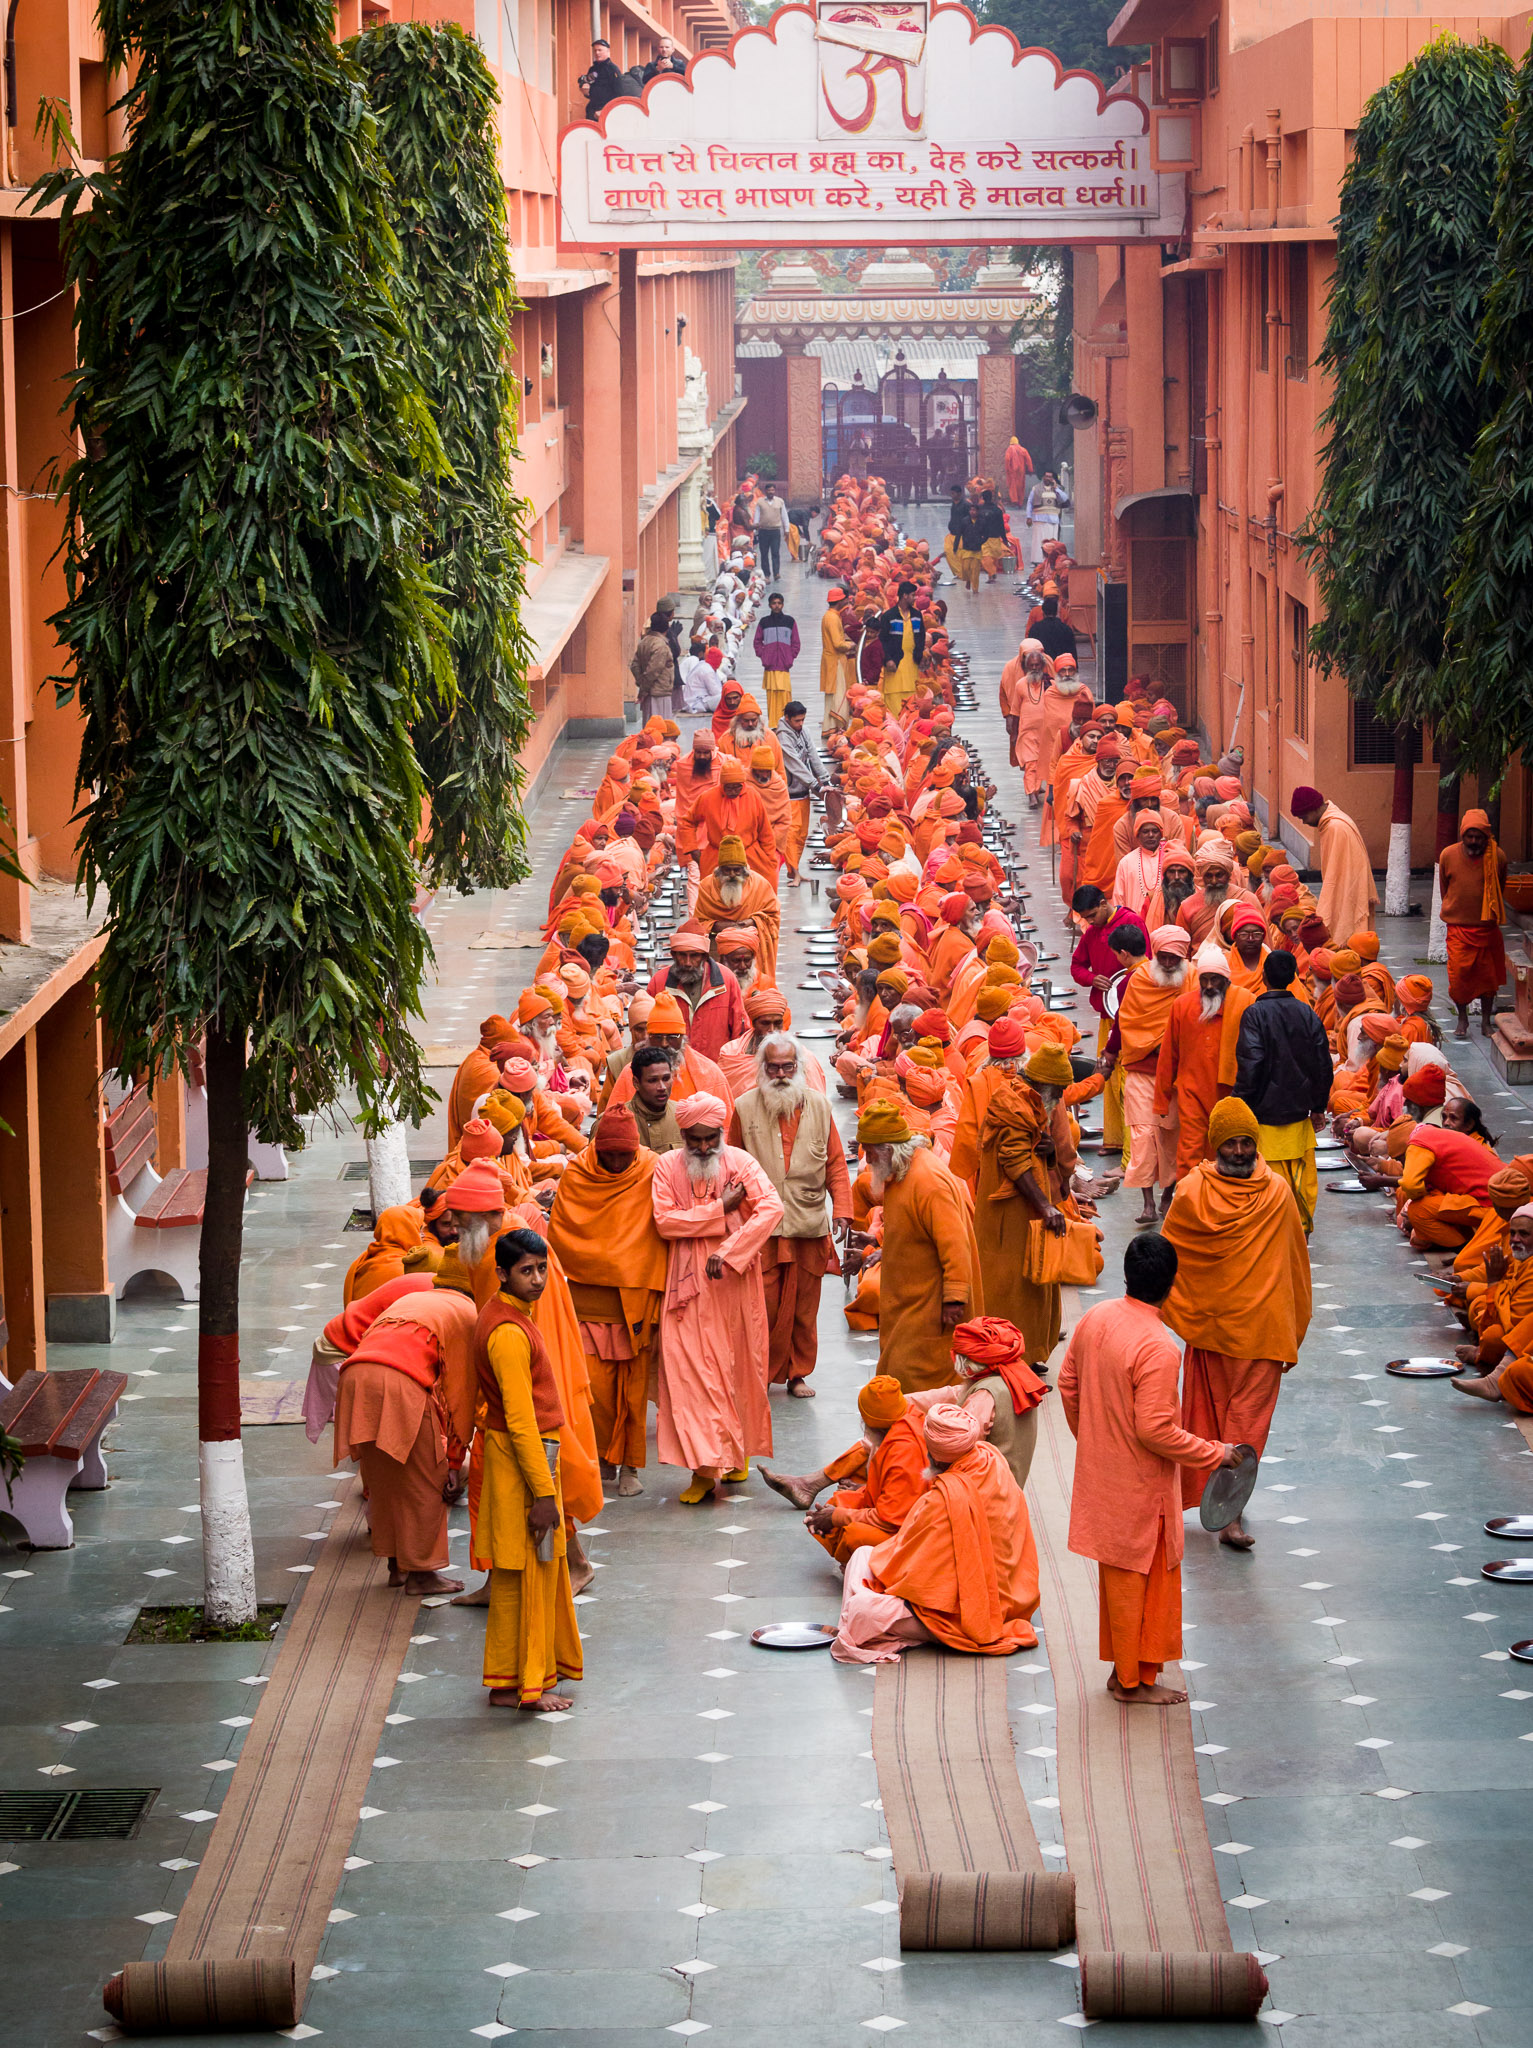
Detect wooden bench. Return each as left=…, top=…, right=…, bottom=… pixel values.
left=0, top=1367, right=129, bottom=1547
left=103, top=1082, right=209, bottom=1303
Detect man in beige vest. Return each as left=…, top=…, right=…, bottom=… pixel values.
left=727, top=1033, right=853, bottom=1397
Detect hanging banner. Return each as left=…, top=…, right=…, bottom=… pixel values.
left=557, top=4, right=1181, bottom=249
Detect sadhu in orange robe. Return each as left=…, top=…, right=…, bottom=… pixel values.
left=332, top=1291, right=478, bottom=1574
left=831, top=1416, right=1040, bottom=1663
left=1059, top=1296, right=1224, bottom=1688
left=1159, top=1150, right=1312, bottom=1507
left=545, top=1139, right=668, bottom=1473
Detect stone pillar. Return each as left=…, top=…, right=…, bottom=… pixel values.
left=783, top=344, right=823, bottom=507
left=977, top=330, right=1016, bottom=487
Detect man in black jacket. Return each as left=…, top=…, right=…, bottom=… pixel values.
left=1232, top=950, right=1334, bottom=1235
left=876, top=581, right=926, bottom=671
left=580, top=39, right=628, bottom=118
left=1033, top=593, right=1079, bottom=664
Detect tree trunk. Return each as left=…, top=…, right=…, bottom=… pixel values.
left=1426, top=733, right=1461, bottom=965
left=199, top=1023, right=256, bottom=1629
left=1384, top=721, right=1415, bottom=917
left=367, top=1119, right=412, bottom=1218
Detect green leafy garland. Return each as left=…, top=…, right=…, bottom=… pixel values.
left=352, top=21, right=534, bottom=895
left=35, top=0, right=447, bottom=1146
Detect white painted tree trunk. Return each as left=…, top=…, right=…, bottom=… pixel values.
left=1426, top=868, right=1447, bottom=963
left=201, top=1437, right=256, bottom=1629
left=367, top=1120, right=412, bottom=1218
left=1384, top=822, right=1413, bottom=918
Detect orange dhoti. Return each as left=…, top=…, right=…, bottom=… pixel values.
left=1404, top=1190, right=1487, bottom=1250
left=764, top=1235, right=836, bottom=1384
left=356, top=1410, right=449, bottom=1573
left=1496, top=1358, right=1533, bottom=1413
left=1178, top=1347, right=1283, bottom=1508
left=1098, top=1521, right=1181, bottom=1689
left=1123, top=1067, right=1177, bottom=1188
left=1446, top=921, right=1506, bottom=1008
left=786, top=798, right=812, bottom=876
left=583, top=1324, right=650, bottom=1470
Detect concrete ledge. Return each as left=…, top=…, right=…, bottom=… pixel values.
left=565, top=717, right=627, bottom=739
left=45, top=1289, right=117, bottom=1344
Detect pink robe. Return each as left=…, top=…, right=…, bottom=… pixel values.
left=652, top=1144, right=785, bottom=1472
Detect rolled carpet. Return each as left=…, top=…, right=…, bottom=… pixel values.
left=901, top=1868, right=1075, bottom=1951
left=1080, top=1949, right=1270, bottom=2020
left=103, top=1960, right=298, bottom=2031
left=874, top=1649, right=1074, bottom=1951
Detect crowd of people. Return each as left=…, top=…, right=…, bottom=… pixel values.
left=303, top=470, right=1523, bottom=1719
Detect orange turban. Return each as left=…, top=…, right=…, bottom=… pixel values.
left=923, top=1402, right=985, bottom=1463
left=459, top=1118, right=501, bottom=1162
left=719, top=760, right=746, bottom=790
left=975, top=987, right=1013, bottom=1022
left=482, top=1091, right=525, bottom=1136
left=672, top=1092, right=727, bottom=1133
left=1207, top=1098, right=1259, bottom=1148
left=858, top=1101, right=913, bottom=1145
left=1396, top=974, right=1434, bottom=1013
left=988, top=1016, right=1028, bottom=1058
left=648, top=991, right=688, bottom=1033
left=1347, top=931, right=1380, bottom=962
left=593, top=1104, right=640, bottom=1158
left=858, top=1375, right=908, bottom=1427
left=444, top=1159, right=505, bottom=1213
left=1403, top=1066, right=1447, bottom=1108
left=744, top=987, right=787, bottom=1022
left=516, top=991, right=552, bottom=1025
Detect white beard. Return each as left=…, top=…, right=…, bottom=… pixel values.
left=531, top=1022, right=558, bottom=1062
left=456, top=1213, right=498, bottom=1269
left=1199, top=991, right=1226, bottom=1022
left=732, top=961, right=757, bottom=995
left=717, top=874, right=746, bottom=909
left=685, top=1150, right=722, bottom=1192
left=1147, top=959, right=1189, bottom=989
left=869, top=1135, right=923, bottom=1199
left=759, top=1071, right=808, bottom=1117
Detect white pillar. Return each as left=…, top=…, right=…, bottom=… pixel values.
left=367, top=1120, right=412, bottom=1217
left=200, top=1437, right=257, bottom=1630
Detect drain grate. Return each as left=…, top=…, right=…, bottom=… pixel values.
left=340, top=1161, right=440, bottom=1182
left=344, top=1208, right=375, bottom=1232
left=0, top=1787, right=158, bottom=1841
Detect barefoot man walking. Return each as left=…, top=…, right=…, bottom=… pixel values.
left=1058, top=1236, right=1239, bottom=1706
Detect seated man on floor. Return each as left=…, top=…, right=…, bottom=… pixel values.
left=830, top=1402, right=1041, bottom=1663
left=1454, top=1205, right=1533, bottom=1405
left=783, top=1375, right=930, bottom=1566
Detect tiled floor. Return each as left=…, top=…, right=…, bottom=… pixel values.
left=5, top=512, right=1533, bottom=2045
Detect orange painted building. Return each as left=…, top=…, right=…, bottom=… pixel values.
left=1069, top=0, right=1533, bottom=871
left=0, top=0, right=743, bottom=1374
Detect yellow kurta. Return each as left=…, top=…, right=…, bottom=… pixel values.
left=882, top=613, right=920, bottom=714
left=480, top=1321, right=584, bottom=1701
